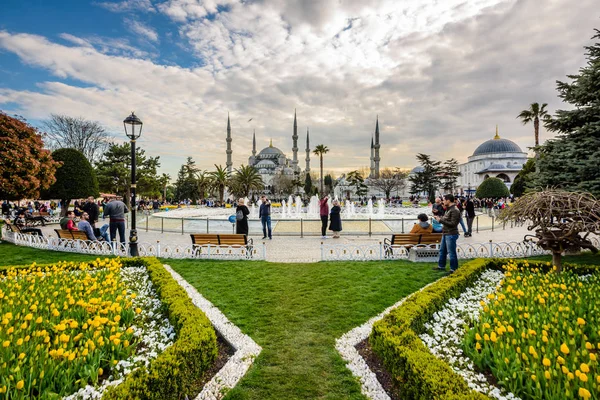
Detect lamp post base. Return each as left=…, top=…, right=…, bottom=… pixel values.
left=129, top=229, right=139, bottom=257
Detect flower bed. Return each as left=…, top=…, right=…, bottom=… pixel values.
left=369, top=258, right=600, bottom=400
left=0, top=257, right=218, bottom=399
left=463, top=262, right=600, bottom=400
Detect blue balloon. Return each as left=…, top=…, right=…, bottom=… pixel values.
left=165, top=208, right=169, bottom=211
left=228, top=215, right=237, bottom=224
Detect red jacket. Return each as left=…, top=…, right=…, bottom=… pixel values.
left=67, top=219, right=78, bottom=231
left=319, top=198, right=329, bottom=216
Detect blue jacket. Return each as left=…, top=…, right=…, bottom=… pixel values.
left=259, top=202, right=271, bottom=218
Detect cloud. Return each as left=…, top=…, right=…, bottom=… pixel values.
left=96, top=0, right=156, bottom=13
left=124, top=18, right=160, bottom=43
left=0, top=0, right=599, bottom=179
left=59, top=33, right=153, bottom=58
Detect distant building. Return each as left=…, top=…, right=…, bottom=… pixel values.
left=457, top=127, right=527, bottom=195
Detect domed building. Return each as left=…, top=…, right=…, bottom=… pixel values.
left=248, top=137, right=296, bottom=188
left=457, top=127, right=528, bottom=194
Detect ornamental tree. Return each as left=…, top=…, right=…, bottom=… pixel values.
left=43, top=148, right=99, bottom=216
left=475, top=177, right=509, bottom=199
left=0, top=112, right=59, bottom=200
left=499, top=189, right=600, bottom=272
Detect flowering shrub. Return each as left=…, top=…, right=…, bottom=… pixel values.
left=464, top=262, right=600, bottom=400
left=0, top=259, right=140, bottom=397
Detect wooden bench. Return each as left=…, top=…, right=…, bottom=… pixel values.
left=189, top=233, right=254, bottom=255
left=4, top=219, right=43, bottom=236
left=55, top=229, right=90, bottom=241
left=384, top=233, right=442, bottom=258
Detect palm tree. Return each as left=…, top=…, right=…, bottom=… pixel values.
left=313, top=144, right=329, bottom=194
left=516, top=103, right=551, bottom=147
left=159, top=173, right=171, bottom=201
left=209, top=164, right=230, bottom=204
left=231, top=165, right=264, bottom=198
left=195, top=170, right=210, bottom=201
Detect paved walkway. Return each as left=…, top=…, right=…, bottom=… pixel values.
left=35, top=223, right=533, bottom=263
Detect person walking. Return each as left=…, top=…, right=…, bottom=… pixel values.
left=259, top=195, right=272, bottom=239
left=465, top=197, right=476, bottom=237
left=456, top=198, right=468, bottom=235
left=434, top=194, right=461, bottom=273
left=102, top=197, right=129, bottom=244
left=319, top=195, right=329, bottom=239
left=82, top=196, right=99, bottom=228
left=235, top=198, right=250, bottom=236
left=329, top=200, right=342, bottom=238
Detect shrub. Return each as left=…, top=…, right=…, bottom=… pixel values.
left=476, top=177, right=509, bottom=199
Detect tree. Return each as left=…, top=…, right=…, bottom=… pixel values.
left=304, top=173, right=313, bottom=196
left=231, top=165, right=263, bottom=198
left=409, top=154, right=442, bottom=202
left=43, top=148, right=99, bottom=216
left=510, top=159, right=535, bottom=197
left=271, top=171, right=294, bottom=196
left=324, top=174, right=334, bottom=195
left=533, top=29, right=600, bottom=197
left=346, top=170, right=368, bottom=197
left=368, top=167, right=408, bottom=199
left=475, top=177, right=509, bottom=199
left=313, top=144, right=329, bottom=194
left=95, top=142, right=161, bottom=206
left=516, top=103, right=551, bottom=147
left=173, top=157, right=200, bottom=203
left=0, top=112, right=59, bottom=200
left=440, top=159, right=461, bottom=193
left=158, top=173, right=170, bottom=201
left=43, top=114, right=111, bottom=163
left=499, top=190, right=600, bottom=272
left=196, top=170, right=211, bottom=201
left=209, top=165, right=230, bottom=204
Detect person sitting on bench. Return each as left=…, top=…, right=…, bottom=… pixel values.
left=60, top=211, right=79, bottom=231
left=13, top=212, right=43, bottom=236
left=410, top=213, right=434, bottom=234
left=77, top=212, right=109, bottom=241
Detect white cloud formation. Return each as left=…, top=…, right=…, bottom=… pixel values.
left=96, top=0, right=156, bottom=13
left=0, top=0, right=599, bottom=178
left=124, top=18, right=160, bottom=42
left=59, top=33, right=154, bottom=58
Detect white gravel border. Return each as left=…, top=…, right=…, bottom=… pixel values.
left=335, top=281, right=438, bottom=400
left=163, top=264, right=262, bottom=400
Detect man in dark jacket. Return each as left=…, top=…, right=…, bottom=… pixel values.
left=82, top=196, right=99, bottom=228
left=259, top=195, right=272, bottom=240
left=434, top=194, right=460, bottom=273
left=432, top=197, right=445, bottom=217
left=102, top=198, right=129, bottom=244
left=465, top=197, right=476, bottom=237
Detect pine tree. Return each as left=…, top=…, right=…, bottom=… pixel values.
left=535, top=29, right=600, bottom=196
left=304, top=173, right=313, bottom=196
left=409, top=154, right=442, bottom=202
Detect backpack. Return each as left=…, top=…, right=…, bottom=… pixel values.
left=236, top=210, right=244, bottom=221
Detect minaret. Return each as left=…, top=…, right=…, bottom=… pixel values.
left=226, top=113, right=232, bottom=173
left=305, top=128, right=311, bottom=173
left=252, top=129, right=256, bottom=156
left=292, top=109, right=299, bottom=172
left=374, top=116, right=381, bottom=178
left=370, top=136, right=375, bottom=178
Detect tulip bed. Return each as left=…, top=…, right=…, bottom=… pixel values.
left=463, top=262, right=600, bottom=400
left=0, top=257, right=218, bottom=399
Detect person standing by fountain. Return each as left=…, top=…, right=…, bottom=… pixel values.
left=329, top=200, right=342, bottom=239
left=236, top=198, right=250, bottom=236
left=433, top=194, right=460, bottom=273
left=319, top=195, right=329, bottom=239
left=259, top=195, right=272, bottom=240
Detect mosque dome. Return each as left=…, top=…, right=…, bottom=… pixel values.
left=258, top=145, right=284, bottom=157
left=472, top=128, right=523, bottom=156
left=410, top=166, right=424, bottom=174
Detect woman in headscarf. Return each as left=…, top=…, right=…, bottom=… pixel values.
left=235, top=198, right=250, bottom=235
left=329, top=200, right=342, bottom=238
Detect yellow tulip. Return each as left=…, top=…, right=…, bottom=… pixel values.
left=579, top=373, right=588, bottom=382
left=544, top=370, right=551, bottom=380
left=543, top=358, right=551, bottom=367
left=579, top=387, right=591, bottom=400
left=560, top=343, right=570, bottom=355
left=2, top=341, right=9, bottom=348
left=580, top=363, right=590, bottom=373
left=16, top=380, right=24, bottom=390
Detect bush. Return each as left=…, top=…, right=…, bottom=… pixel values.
left=476, top=177, right=509, bottom=199
left=104, top=257, right=217, bottom=399
left=369, top=258, right=600, bottom=399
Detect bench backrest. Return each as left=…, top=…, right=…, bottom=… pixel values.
left=70, top=231, right=90, bottom=241
left=218, top=234, right=248, bottom=246
left=55, top=229, right=88, bottom=240
left=391, top=234, right=421, bottom=246
left=419, top=234, right=442, bottom=245
left=190, top=234, right=220, bottom=245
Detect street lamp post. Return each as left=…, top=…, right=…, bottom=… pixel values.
left=468, top=182, right=472, bottom=196
left=123, top=112, right=143, bottom=257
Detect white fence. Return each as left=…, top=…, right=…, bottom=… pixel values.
left=3, top=231, right=265, bottom=260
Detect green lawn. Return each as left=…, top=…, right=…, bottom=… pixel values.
left=2, top=241, right=600, bottom=399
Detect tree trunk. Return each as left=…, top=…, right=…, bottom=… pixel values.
left=60, top=199, right=71, bottom=217
left=534, top=117, right=540, bottom=147
left=320, top=156, right=324, bottom=194
left=552, top=251, right=562, bottom=273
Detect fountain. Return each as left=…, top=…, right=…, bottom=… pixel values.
left=281, top=200, right=287, bottom=218
left=367, top=199, right=374, bottom=216
left=378, top=199, right=385, bottom=218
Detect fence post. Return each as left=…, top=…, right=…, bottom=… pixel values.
left=320, top=241, right=324, bottom=261
left=112, top=239, right=117, bottom=256
left=489, top=240, right=494, bottom=257
left=369, top=218, right=372, bottom=237
left=146, top=216, right=149, bottom=232
left=300, top=218, right=303, bottom=238
left=161, top=218, right=164, bottom=233
left=181, top=218, right=184, bottom=235
left=492, top=217, right=494, bottom=232
left=262, top=242, right=266, bottom=260
left=207, top=244, right=211, bottom=258
left=379, top=241, right=383, bottom=260
left=206, top=218, right=209, bottom=234
left=401, top=218, right=404, bottom=233
left=157, top=240, right=161, bottom=257
left=476, top=216, right=479, bottom=233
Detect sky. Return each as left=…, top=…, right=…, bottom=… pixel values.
left=0, top=0, right=598, bottom=178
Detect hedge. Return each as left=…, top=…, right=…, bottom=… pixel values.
left=103, top=257, right=217, bottom=399
left=369, top=258, right=600, bottom=400
left=0, top=257, right=218, bottom=400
